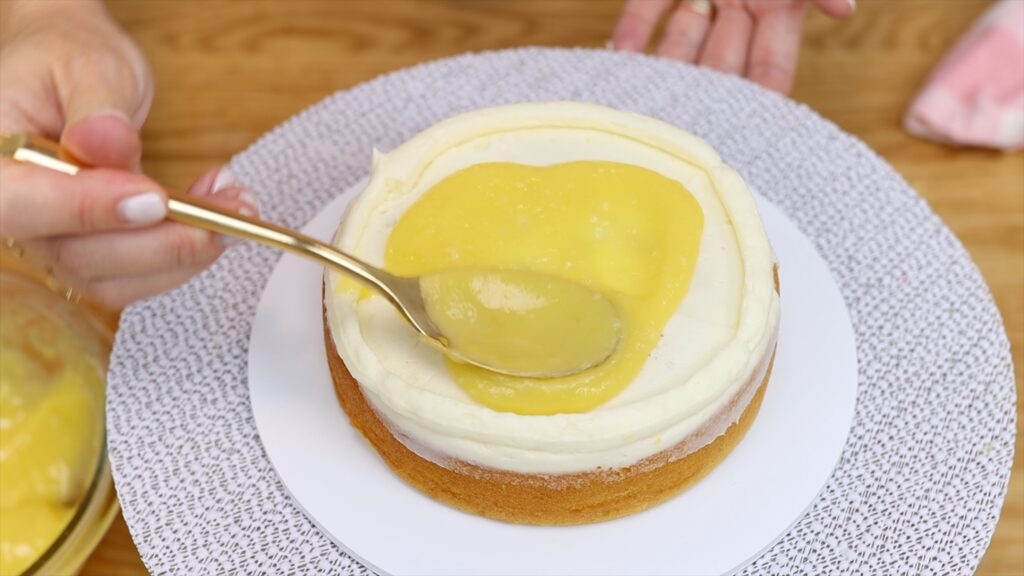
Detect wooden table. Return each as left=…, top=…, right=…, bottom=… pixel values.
left=33, top=0, right=1017, bottom=574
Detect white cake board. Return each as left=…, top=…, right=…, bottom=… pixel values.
left=247, top=186, right=858, bottom=576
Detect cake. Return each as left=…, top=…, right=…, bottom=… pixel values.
left=323, top=102, right=780, bottom=525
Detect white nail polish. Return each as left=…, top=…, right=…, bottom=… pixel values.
left=212, top=166, right=237, bottom=194
left=685, top=0, right=712, bottom=16
left=239, top=206, right=256, bottom=218
left=117, top=192, right=166, bottom=224
left=847, top=0, right=856, bottom=10
left=238, top=190, right=260, bottom=212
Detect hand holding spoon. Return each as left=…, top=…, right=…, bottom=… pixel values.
left=1, top=133, right=621, bottom=378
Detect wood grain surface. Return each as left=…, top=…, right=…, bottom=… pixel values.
left=20, top=0, right=1017, bottom=574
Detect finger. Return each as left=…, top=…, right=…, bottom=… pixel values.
left=188, top=164, right=261, bottom=212
left=184, top=165, right=260, bottom=249
left=36, top=223, right=219, bottom=283
left=746, top=3, right=807, bottom=94
left=0, top=160, right=166, bottom=239
left=56, top=40, right=153, bottom=169
left=811, top=0, right=855, bottom=19
left=82, top=261, right=220, bottom=310
left=612, top=0, right=674, bottom=52
left=188, top=166, right=224, bottom=198
left=699, top=0, right=755, bottom=75
left=656, top=1, right=714, bottom=62
left=33, top=189, right=256, bottom=280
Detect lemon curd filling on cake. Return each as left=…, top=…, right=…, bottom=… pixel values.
left=325, top=102, right=779, bottom=479
left=386, top=161, right=703, bottom=414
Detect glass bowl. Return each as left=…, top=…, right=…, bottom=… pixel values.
left=0, top=272, right=119, bottom=576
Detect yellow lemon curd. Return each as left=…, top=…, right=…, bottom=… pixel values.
left=419, top=268, right=622, bottom=377
left=0, top=297, right=104, bottom=575
left=385, top=161, right=703, bottom=415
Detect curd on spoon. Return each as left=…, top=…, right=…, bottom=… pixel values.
left=419, top=268, right=622, bottom=378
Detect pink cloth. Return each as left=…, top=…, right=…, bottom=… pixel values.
left=904, top=0, right=1024, bottom=151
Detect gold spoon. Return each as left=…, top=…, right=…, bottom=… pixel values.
left=0, top=133, right=621, bottom=378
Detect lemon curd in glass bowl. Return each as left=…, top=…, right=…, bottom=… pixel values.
left=0, top=273, right=119, bottom=575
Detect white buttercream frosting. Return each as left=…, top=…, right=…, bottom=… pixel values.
left=326, top=102, right=779, bottom=474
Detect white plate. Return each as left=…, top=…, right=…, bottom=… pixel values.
left=248, top=184, right=858, bottom=576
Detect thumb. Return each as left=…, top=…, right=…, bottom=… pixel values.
left=61, top=110, right=142, bottom=171
left=57, top=51, right=152, bottom=170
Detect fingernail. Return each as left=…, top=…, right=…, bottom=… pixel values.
left=847, top=0, right=856, bottom=10
left=238, top=190, right=260, bottom=213
left=212, top=166, right=236, bottom=194
left=687, top=0, right=712, bottom=15
left=239, top=206, right=256, bottom=218
left=117, top=191, right=166, bottom=224
left=212, top=166, right=260, bottom=212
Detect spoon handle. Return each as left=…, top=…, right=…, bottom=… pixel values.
left=0, top=133, right=391, bottom=296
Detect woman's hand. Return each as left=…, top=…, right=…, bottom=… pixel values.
left=612, top=0, right=855, bottom=94
left=0, top=0, right=257, bottom=308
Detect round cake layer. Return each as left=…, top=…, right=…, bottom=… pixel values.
left=325, top=102, right=780, bottom=475
left=325, top=310, right=775, bottom=525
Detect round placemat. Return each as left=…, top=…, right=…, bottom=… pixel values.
left=107, top=47, right=1015, bottom=575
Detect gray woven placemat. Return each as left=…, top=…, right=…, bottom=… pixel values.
left=106, top=48, right=1016, bottom=575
